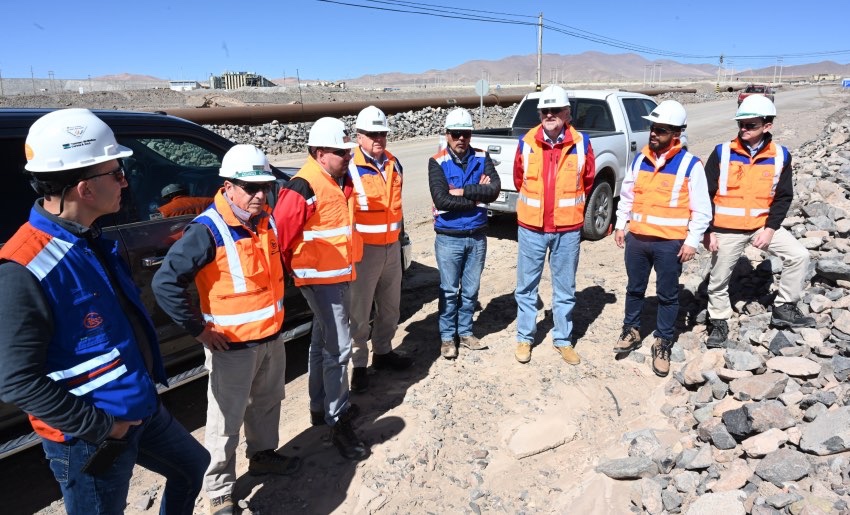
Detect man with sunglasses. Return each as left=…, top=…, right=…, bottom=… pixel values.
left=702, top=95, right=814, bottom=348
left=0, top=109, right=209, bottom=514
left=429, top=108, right=501, bottom=359
left=154, top=144, right=297, bottom=515
left=347, top=106, right=412, bottom=392
left=613, top=100, right=712, bottom=377
left=512, top=85, right=595, bottom=365
left=274, top=117, right=369, bottom=461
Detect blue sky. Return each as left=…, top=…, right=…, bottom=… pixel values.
left=2, top=0, right=848, bottom=81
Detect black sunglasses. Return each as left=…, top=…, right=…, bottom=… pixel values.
left=539, top=107, right=566, bottom=116
left=231, top=180, right=272, bottom=196
left=84, top=165, right=125, bottom=182
left=737, top=121, right=764, bottom=130
left=323, top=148, right=351, bottom=158
left=649, top=125, right=677, bottom=135
left=360, top=131, right=387, bottom=139
left=447, top=130, right=472, bottom=139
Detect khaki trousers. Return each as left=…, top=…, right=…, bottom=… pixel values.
left=203, top=335, right=287, bottom=497
left=707, top=227, right=809, bottom=320
left=349, top=241, right=402, bottom=368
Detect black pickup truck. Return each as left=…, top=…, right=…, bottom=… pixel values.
left=0, top=108, right=318, bottom=458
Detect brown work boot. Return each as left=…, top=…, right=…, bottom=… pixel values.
left=515, top=342, right=532, bottom=363
left=554, top=345, right=581, bottom=365
left=459, top=335, right=488, bottom=350
left=440, top=340, right=458, bottom=359
left=651, top=337, right=674, bottom=377
left=613, top=326, right=641, bottom=353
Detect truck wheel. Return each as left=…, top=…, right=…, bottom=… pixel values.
left=582, top=181, right=613, bottom=241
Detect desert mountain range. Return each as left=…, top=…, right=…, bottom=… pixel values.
left=95, top=51, right=850, bottom=85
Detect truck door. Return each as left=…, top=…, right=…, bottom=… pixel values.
left=620, top=97, right=658, bottom=166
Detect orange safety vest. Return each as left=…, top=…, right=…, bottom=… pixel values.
left=628, top=144, right=699, bottom=240
left=516, top=125, right=587, bottom=228
left=158, top=196, right=214, bottom=218
left=712, top=139, right=786, bottom=231
left=192, top=190, right=284, bottom=342
left=347, top=147, right=403, bottom=245
left=290, top=158, right=362, bottom=286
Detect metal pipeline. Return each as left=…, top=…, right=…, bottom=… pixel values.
left=160, top=88, right=697, bottom=126
left=161, top=94, right=526, bottom=125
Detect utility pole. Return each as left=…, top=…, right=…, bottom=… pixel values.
left=31, top=66, right=36, bottom=94
left=655, top=63, right=661, bottom=86
left=772, top=58, right=778, bottom=85
left=777, top=58, right=784, bottom=85
left=536, top=12, right=543, bottom=91
left=48, top=70, right=55, bottom=93
left=0, top=69, right=4, bottom=97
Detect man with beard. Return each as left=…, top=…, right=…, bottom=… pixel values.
left=612, top=100, right=711, bottom=377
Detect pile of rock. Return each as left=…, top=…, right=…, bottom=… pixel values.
left=204, top=104, right=517, bottom=156
left=596, top=107, right=850, bottom=514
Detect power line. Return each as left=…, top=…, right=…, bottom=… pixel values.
left=316, top=0, right=534, bottom=26
left=362, top=0, right=536, bottom=20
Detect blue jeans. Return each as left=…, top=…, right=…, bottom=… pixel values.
left=300, top=283, right=353, bottom=425
left=41, top=402, right=210, bottom=515
left=434, top=232, right=487, bottom=342
left=623, top=232, right=683, bottom=341
left=515, top=227, right=581, bottom=347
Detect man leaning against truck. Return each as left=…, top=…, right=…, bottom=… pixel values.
left=0, top=108, right=209, bottom=515
left=153, top=144, right=299, bottom=515
left=512, top=85, right=596, bottom=365
left=347, top=106, right=412, bottom=393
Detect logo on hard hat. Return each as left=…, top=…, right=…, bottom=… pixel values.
left=66, top=125, right=87, bottom=138
left=24, top=143, right=35, bottom=161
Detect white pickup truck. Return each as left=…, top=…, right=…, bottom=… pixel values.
left=465, top=89, right=661, bottom=240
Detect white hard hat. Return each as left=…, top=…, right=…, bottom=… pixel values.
left=24, top=108, right=133, bottom=173
left=536, top=85, right=570, bottom=109
left=219, top=144, right=275, bottom=182
left=308, top=117, right=357, bottom=149
left=445, top=108, right=474, bottom=130
left=355, top=105, right=390, bottom=132
left=642, top=100, right=687, bottom=128
left=735, top=95, right=776, bottom=120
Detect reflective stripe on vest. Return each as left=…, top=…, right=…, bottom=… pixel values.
left=203, top=298, right=285, bottom=327
left=356, top=221, right=402, bottom=233
left=46, top=347, right=128, bottom=397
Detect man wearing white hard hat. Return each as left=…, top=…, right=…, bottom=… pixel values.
left=347, top=106, right=412, bottom=393
left=0, top=108, right=209, bottom=514
left=429, top=108, right=501, bottom=359
left=274, top=117, right=368, bottom=461
left=612, top=100, right=711, bottom=377
left=702, top=95, right=814, bottom=348
left=512, top=85, right=595, bottom=365
left=154, top=144, right=297, bottom=515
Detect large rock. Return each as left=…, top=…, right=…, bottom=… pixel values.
left=685, top=490, right=747, bottom=515
left=754, top=448, right=811, bottom=486
left=721, top=407, right=752, bottom=440
left=742, top=428, right=789, bottom=458
left=725, top=349, right=765, bottom=372
left=799, top=406, right=850, bottom=455
left=831, top=355, right=850, bottom=382
left=710, top=459, right=753, bottom=492
left=729, top=372, right=788, bottom=401
left=817, top=260, right=850, bottom=282
left=595, top=456, right=658, bottom=479
left=682, top=349, right=726, bottom=386
left=765, top=356, right=821, bottom=377
left=746, top=400, right=796, bottom=433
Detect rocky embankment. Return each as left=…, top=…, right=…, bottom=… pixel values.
left=596, top=107, right=850, bottom=514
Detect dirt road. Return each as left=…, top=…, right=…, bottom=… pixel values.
left=14, top=85, right=848, bottom=514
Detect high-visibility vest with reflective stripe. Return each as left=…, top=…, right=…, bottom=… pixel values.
left=290, top=159, right=362, bottom=286
left=628, top=145, right=698, bottom=240
left=713, top=139, right=786, bottom=231
left=516, top=125, right=587, bottom=228
left=191, top=191, right=285, bottom=342
left=0, top=208, right=165, bottom=442
left=347, top=147, right=403, bottom=245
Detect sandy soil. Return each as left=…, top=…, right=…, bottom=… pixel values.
left=22, top=86, right=849, bottom=515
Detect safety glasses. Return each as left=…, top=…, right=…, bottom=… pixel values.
left=231, top=179, right=273, bottom=196
left=447, top=130, right=472, bottom=139
left=737, top=121, right=764, bottom=131
left=323, top=148, right=351, bottom=158
left=360, top=131, right=387, bottom=139
left=649, top=125, right=676, bottom=135
left=84, top=165, right=126, bottom=182
left=539, top=107, right=565, bottom=116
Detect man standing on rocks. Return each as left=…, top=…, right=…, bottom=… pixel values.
left=153, top=144, right=299, bottom=515
left=275, top=117, right=368, bottom=460
left=512, top=85, right=595, bottom=365
left=348, top=106, right=412, bottom=392
left=613, top=100, right=712, bottom=377
left=703, top=95, right=815, bottom=347
left=429, top=108, right=501, bottom=359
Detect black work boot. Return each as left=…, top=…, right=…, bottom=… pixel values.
left=706, top=319, right=729, bottom=348
left=331, top=408, right=368, bottom=460
left=350, top=367, right=369, bottom=393
left=372, top=351, right=413, bottom=370
left=770, top=303, right=816, bottom=329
